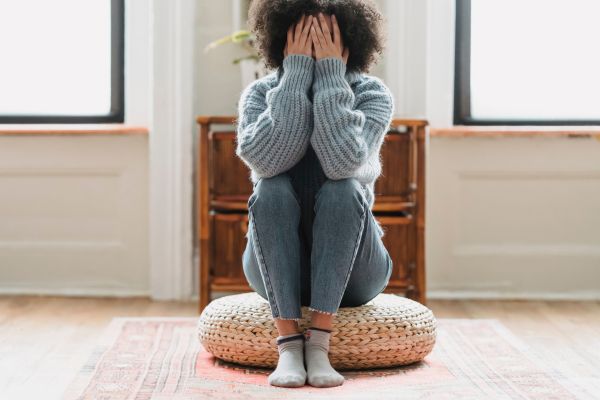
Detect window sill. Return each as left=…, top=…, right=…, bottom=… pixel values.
left=0, top=124, right=149, bottom=136
left=431, top=125, right=600, bottom=139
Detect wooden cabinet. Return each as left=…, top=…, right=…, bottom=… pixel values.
left=197, top=116, right=428, bottom=313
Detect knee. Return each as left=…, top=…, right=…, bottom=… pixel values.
left=248, top=173, right=300, bottom=214
left=315, top=178, right=367, bottom=212
left=242, top=239, right=270, bottom=301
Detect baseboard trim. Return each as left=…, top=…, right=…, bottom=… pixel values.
left=1, top=288, right=597, bottom=301
left=427, top=290, right=600, bottom=301
left=0, top=287, right=150, bottom=298
left=202, top=290, right=600, bottom=302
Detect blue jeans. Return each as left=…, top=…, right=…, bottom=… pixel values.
left=242, top=172, right=393, bottom=321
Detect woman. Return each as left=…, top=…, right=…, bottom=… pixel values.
left=236, top=0, right=394, bottom=388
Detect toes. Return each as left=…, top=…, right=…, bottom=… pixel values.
left=269, top=373, right=307, bottom=387
left=308, top=374, right=344, bottom=387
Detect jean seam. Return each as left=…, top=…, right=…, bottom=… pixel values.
left=247, top=189, right=258, bottom=209
left=309, top=197, right=368, bottom=315
left=248, top=207, right=281, bottom=318
left=339, top=200, right=368, bottom=303
left=368, top=207, right=384, bottom=238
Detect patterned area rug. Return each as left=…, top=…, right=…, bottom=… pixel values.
left=63, top=317, right=595, bottom=399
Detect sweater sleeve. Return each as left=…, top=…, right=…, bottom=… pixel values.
left=235, top=54, right=315, bottom=178
left=310, top=57, right=394, bottom=180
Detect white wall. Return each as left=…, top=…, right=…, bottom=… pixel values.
left=0, top=135, right=149, bottom=296
left=428, top=136, right=600, bottom=299
left=388, top=0, right=600, bottom=299
left=196, top=1, right=248, bottom=115
left=0, top=0, right=155, bottom=297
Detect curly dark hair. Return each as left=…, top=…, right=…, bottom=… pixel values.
left=247, top=0, right=386, bottom=74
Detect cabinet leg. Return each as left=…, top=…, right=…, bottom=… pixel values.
left=199, top=289, right=210, bottom=314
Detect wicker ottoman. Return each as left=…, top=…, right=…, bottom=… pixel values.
left=197, top=292, right=437, bottom=370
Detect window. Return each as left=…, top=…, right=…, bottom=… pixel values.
left=0, top=0, right=124, bottom=123
left=454, top=0, right=600, bottom=125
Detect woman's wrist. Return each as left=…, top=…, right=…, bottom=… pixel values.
left=281, top=54, right=315, bottom=92
left=313, top=57, right=347, bottom=92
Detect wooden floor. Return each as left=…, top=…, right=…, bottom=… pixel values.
left=1, top=296, right=599, bottom=399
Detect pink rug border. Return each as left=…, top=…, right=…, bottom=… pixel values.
left=63, top=317, right=597, bottom=399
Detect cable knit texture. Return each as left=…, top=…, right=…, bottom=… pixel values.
left=236, top=53, right=394, bottom=210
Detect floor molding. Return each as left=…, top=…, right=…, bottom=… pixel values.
left=0, top=287, right=149, bottom=298
left=427, top=290, right=600, bottom=301
left=197, top=290, right=600, bottom=303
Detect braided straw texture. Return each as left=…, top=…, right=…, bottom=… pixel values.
left=197, top=292, right=436, bottom=370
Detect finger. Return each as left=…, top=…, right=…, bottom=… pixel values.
left=294, top=14, right=305, bottom=43
left=299, top=15, right=312, bottom=47
left=313, top=15, right=325, bottom=48
left=311, top=24, right=323, bottom=50
left=318, top=12, right=332, bottom=43
left=332, top=14, right=342, bottom=49
left=310, top=24, right=323, bottom=49
left=287, top=25, right=294, bottom=46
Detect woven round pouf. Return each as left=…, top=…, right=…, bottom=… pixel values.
left=197, top=292, right=436, bottom=370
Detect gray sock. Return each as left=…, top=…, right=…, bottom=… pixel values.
left=303, top=327, right=345, bottom=387
left=267, top=332, right=307, bottom=387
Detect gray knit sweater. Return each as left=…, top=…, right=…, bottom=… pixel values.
left=235, top=53, right=394, bottom=210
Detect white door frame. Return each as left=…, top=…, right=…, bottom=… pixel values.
left=149, top=0, right=196, bottom=300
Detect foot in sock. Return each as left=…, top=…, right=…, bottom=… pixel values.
left=268, top=332, right=307, bottom=387
left=304, top=327, right=345, bottom=387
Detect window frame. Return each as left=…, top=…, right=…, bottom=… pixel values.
left=453, top=0, right=600, bottom=126
left=0, top=0, right=125, bottom=124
